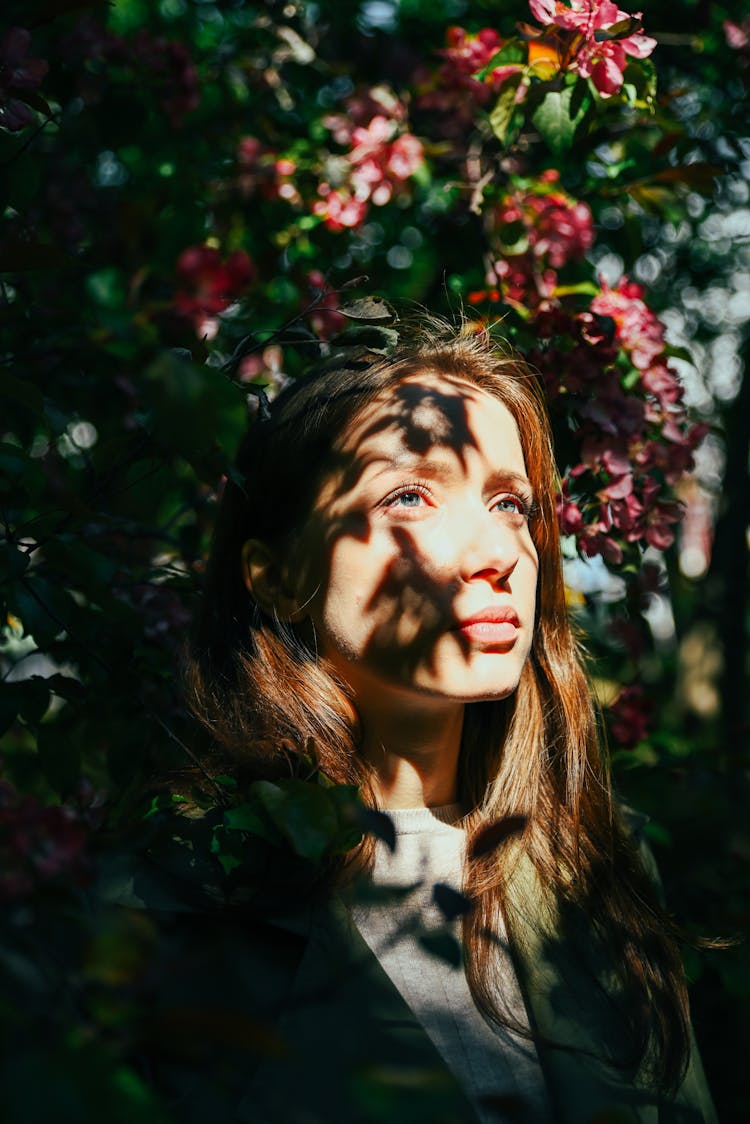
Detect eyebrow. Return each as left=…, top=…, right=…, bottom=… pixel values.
left=367, top=454, right=535, bottom=499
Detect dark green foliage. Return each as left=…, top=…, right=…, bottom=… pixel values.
left=0, top=0, right=748, bottom=1118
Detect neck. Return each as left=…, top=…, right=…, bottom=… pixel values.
left=356, top=694, right=465, bottom=810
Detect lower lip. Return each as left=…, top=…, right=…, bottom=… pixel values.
left=456, top=621, right=519, bottom=645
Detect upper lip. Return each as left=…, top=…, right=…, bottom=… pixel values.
left=453, top=606, right=520, bottom=628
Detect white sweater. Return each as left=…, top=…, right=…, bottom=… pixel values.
left=350, top=804, right=551, bottom=1124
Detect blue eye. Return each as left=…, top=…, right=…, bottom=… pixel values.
left=493, top=494, right=528, bottom=516
left=383, top=482, right=432, bottom=510
left=395, top=490, right=424, bottom=507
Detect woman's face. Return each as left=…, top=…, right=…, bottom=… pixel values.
left=293, top=372, right=539, bottom=712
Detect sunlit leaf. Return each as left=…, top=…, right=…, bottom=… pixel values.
left=337, top=297, right=397, bottom=322
left=531, top=82, right=591, bottom=154
left=489, top=75, right=524, bottom=145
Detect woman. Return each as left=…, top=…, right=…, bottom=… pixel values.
left=179, top=317, right=716, bottom=1123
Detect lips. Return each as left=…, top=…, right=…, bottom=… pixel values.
left=452, top=605, right=521, bottom=646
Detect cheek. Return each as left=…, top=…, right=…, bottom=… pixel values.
left=306, top=536, right=379, bottom=646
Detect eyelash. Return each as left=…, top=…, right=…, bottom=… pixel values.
left=382, top=481, right=536, bottom=518
left=383, top=480, right=432, bottom=507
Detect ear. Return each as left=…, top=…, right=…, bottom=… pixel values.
left=241, top=538, right=305, bottom=621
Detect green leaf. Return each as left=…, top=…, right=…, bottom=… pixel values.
left=337, top=297, right=397, bottom=323
left=644, top=821, right=673, bottom=847
left=621, top=58, right=656, bottom=107
left=16, top=678, right=52, bottom=724
left=594, top=17, right=643, bottom=42
left=224, top=801, right=278, bottom=839
left=0, top=542, right=30, bottom=584
left=255, top=779, right=339, bottom=862
left=663, top=343, right=695, bottom=364
left=0, top=682, right=20, bottom=736
left=39, top=673, right=85, bottom=702
left=0, top=373, right=45, bottom=416
left=552, top=282, right=600, bottom=298
left=489, top=75, right=524, bottom=145
left=531, top=82, right=592, bottom=154
left=8, top=576, right=76, bottom=647
left=214, top=774, right=239, bottom=792
left=475, top=40, right=525, bottom=80
left=36, top=722, right=82, bottom=797
left=0, top=443, right=46, bottom=503
left=143, top=793, right=188, bottom=819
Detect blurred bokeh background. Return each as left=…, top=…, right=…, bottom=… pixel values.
left=1, top=1, right=748, bottom=1119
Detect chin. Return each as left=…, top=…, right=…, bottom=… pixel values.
left=411, top=667, right=527, bottom=704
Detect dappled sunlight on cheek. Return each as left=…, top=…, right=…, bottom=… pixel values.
left=362, top=548, right=457, bottom=659
left=291, top=374, right=541, bottom=704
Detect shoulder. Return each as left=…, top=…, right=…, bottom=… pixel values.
left=90, top=817, right=479, bottom=1124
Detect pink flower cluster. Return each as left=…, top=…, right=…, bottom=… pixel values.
left=236, top=137, right=302, bottom=206
left=0, top=781, right=92, bottom=901
left=175, top=245, right=256, bottom=337
left=724, top=18, right=750, bottom=75
left=434, top=26, right=509, bottom=103
left=529, top=0, right=656, bottom=97
left=472, top=172, right=594, bottom=307
left=607, top=683, right=652, bottom=748
left=416, top=26, right=521, bottom=136
left=314, top=91, right=423, bottom=232
left=305, top=270, right=347, bottom=339
left=61, top=17, right=199, bottom=125
left=534, top=281, right=705, bottom=563
left=0, top=27, right=49, bottom=132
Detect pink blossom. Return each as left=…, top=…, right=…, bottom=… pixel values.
left=530, top=194, right=594, bottom=266
left=238, top=136, right=262, bottom=166
left=591, top=278, right=665, bottom=368
left=528, top=0, right=656, bottom=97
left=175, top=245, right=256, bottom=333
left=608, top=683, right=652, bottom=748
left=556, top=489, right=585, bottom=534
left=323, top=85, right=407, bottom=147
left=345, top=116, right=424, bottom=206
left=640, top=362, right=682, bottom=407
left=305, top=270, right=347, bottom=339
left=640, top=479, right=683, bottom=549
left=130, top=31, right=200, bottom=125
left=725, top=19, right=750, bottom=53
left=313, top=186, right=368, bottom=231
left=238, top=346, right=289, bottom=398
left=417, top=26, right=515, bottom=136
left=388, top=133, right=424, bottom=180
left=578, top=517, right=624, bottom=564
left=491, top=182, right=594, bottom=303
left=439, top=26, right=504, bottom=92
left=489, top=256, right=558, bottom=306
left=236, top=138, right=302, bottom=205
left=582, top=434, right=631, bottom=477
left=0, top=27, right=49, bottom=132
left=609, top=492, right=643, bottom=542
left=0, top=783, right=92, bottom=901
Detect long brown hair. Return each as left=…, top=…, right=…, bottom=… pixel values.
left=185, top=316, right=691, bottom=1090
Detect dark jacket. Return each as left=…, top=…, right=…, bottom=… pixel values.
left=102, top=818, right=717, bottom=1124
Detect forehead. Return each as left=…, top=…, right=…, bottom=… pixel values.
left=338, top=371, right=525, bottom=466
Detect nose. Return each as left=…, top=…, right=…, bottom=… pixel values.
left=458, top=509, right=519, bottom=588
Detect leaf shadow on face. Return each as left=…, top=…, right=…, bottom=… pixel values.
left=293, top=376, right=537, bottom=686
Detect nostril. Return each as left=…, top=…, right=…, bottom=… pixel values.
left=471, top=562, right=517, bottom=587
